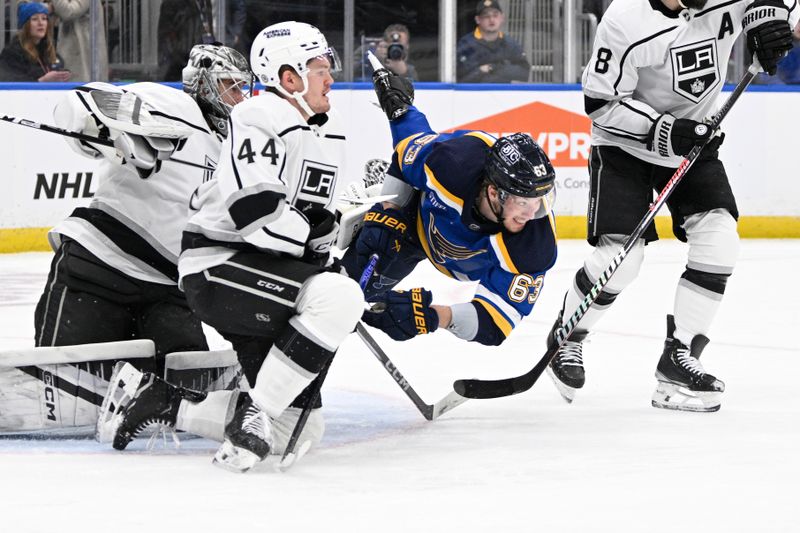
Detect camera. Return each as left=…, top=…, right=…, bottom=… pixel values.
left=387, top=33, right=406, bottom=61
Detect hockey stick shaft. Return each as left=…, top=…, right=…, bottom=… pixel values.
left=453, top=64, right=760, bottom=400
left=355, top=323, right=467, bottom=420
left=356, top=254, right=467, bottom=419
left=278, top=356, right=332, bottom=468
left=0, top=115, right=215, bottom=172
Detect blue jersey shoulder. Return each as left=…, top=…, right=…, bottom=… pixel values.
left=502, top=216, right=558, bottom=274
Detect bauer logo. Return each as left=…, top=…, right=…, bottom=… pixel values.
left=446, top=102, right=591, bottom=167
left=671, top=39, right=719, bottom=103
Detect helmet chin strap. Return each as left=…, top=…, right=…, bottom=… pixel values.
left=677, top=0, right=687, bottom=7
left=276, top=72, right=316, bottom=118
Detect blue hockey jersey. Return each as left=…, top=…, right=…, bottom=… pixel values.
left=391, top=126, right=558, bottom=344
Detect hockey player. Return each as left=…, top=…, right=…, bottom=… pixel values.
left=1, top=44, right=252, bottom=434
left=97, top=22, right=363, bottom=472
left=341, top=63, right=558, bottom=346
left=545, top=0, right=797, bottom=410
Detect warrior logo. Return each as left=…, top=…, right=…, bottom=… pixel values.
left=426, top=214, right=485, bottom=264
left=670, top=39, right=719, bottom=103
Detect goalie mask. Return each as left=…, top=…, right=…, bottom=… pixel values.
left=183, top=44, right=253, bottom=137
left=484, top=133, right=556, bottom=221
left=250, top=21, right=341, bottom=117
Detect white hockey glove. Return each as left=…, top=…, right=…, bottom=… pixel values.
left=53, top=87, right=193, bottom=177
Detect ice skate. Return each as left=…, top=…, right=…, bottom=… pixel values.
left=652, top=315, right=724, bottom=413
left=213, top=394, right=274, bottom=473
left=545, top=310, right=588, bottom=403
left=96, top=361, right=206, bottom=449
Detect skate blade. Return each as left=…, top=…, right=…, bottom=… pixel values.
left=274, top=440, right=313, bottom=473
left=651, top=381, right=722, bottom=413
left=95, top=362, right=144, bottom=443
left=212, top=439, right=261, bottom=473
left=546, top=366, right=576, bottom=404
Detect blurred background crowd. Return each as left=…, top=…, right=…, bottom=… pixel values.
left=0, top=0, right=796, bottom=85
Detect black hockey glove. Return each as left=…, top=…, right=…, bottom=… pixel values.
left=340, top=202, right=411, bottom=299
left=647, top=114, right=714, bottom=158
left=302, top=207, right=339, bottom=266
left=362, top=288, right=439, bottom=341
left=743, top=0, right=793, bottom=76
left=372, top=68, right=415, bottom=120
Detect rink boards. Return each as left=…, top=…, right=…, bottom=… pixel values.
left=1, top=82, right=798, bottom=252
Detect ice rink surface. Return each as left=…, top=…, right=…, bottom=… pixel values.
left=0, top=240, right=798, bottom=533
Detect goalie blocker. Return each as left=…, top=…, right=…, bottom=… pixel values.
left=0, top=340, right=241, bottom=435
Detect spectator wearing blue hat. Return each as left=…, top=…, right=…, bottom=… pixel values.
left=0, top=1, right=71, bottom=82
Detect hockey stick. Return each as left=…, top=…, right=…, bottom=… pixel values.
left=357, top=255, right=468, bottom=420
left=453, top=64, right=760, bottom=400
left=275, top=357, right=332, bottom=471
left=0, top=115, right=215, bottom=172
left=355, top=323, right=468, bottom=420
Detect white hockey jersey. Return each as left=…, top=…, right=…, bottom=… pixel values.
left=51, top=82, right=222, bottom=285
left=583, top=0, right=799, bottom=167
left=178, top=91, right=346, bottom=281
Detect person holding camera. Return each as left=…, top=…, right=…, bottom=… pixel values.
left=356, top=23, right=417, bottom=81
left=457, top=0, right=530, bottom=83
left=379, top=23, right=417, bottom=80
left=0, top=1, right=71, bottom=82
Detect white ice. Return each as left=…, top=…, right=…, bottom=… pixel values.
left=0, top=240, right=798, bottom=533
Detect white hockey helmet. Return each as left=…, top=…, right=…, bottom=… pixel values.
left=183, top=44, right=253, bottom=137
left=250, top=21, right=340, bottom=115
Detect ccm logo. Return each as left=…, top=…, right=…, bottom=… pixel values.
left=257, top=280, right=285, bottom=292
left=42, top=370, right=57, bottom=421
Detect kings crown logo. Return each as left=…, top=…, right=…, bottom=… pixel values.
left=690, top=78, right=705, bottom=94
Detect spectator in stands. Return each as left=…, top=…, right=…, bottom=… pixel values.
left=457, top=0, right=530, bottom=83
left=157, top=0, right=214, bottom=80
left=355, top=23, right=418, bottom=81
left=51, top=0, right=108, bottom=81
left=0, top=1, right=70, bottom=82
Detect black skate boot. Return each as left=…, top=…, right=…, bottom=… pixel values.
left=96, top=362, right=206, bottom=450
left=652, top=315, right=725, bottom=413
left=545, top=309, right=588, bottom=403
left=213, top=393, right=274, bottom=473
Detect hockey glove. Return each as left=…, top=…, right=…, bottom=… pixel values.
left=340, top=202, right=411, bottom=295
left=743, top=0, right=793, bottom=76
left=372, top=68, right=415, bottom=120
left=362, top=288, right=439, bottom=341
left=114, top=133, right=182, bottom=179
left=648, top=114, right=714, bottom=158
left=302, top=207, right=339, bottom=266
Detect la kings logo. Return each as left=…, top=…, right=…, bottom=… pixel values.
left=296, top=159, right=338, bottom=211
left=670, top=39, right=720, bottom=103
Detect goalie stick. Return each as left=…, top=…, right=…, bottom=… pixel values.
left=453, top=64, right=760, bottom=400
left=0, top=115, right=215, bottom=172
left=357, top=255, right=468, bottom=420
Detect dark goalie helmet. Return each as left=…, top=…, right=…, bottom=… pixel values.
left=182, top=44, right=253, bottom=137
